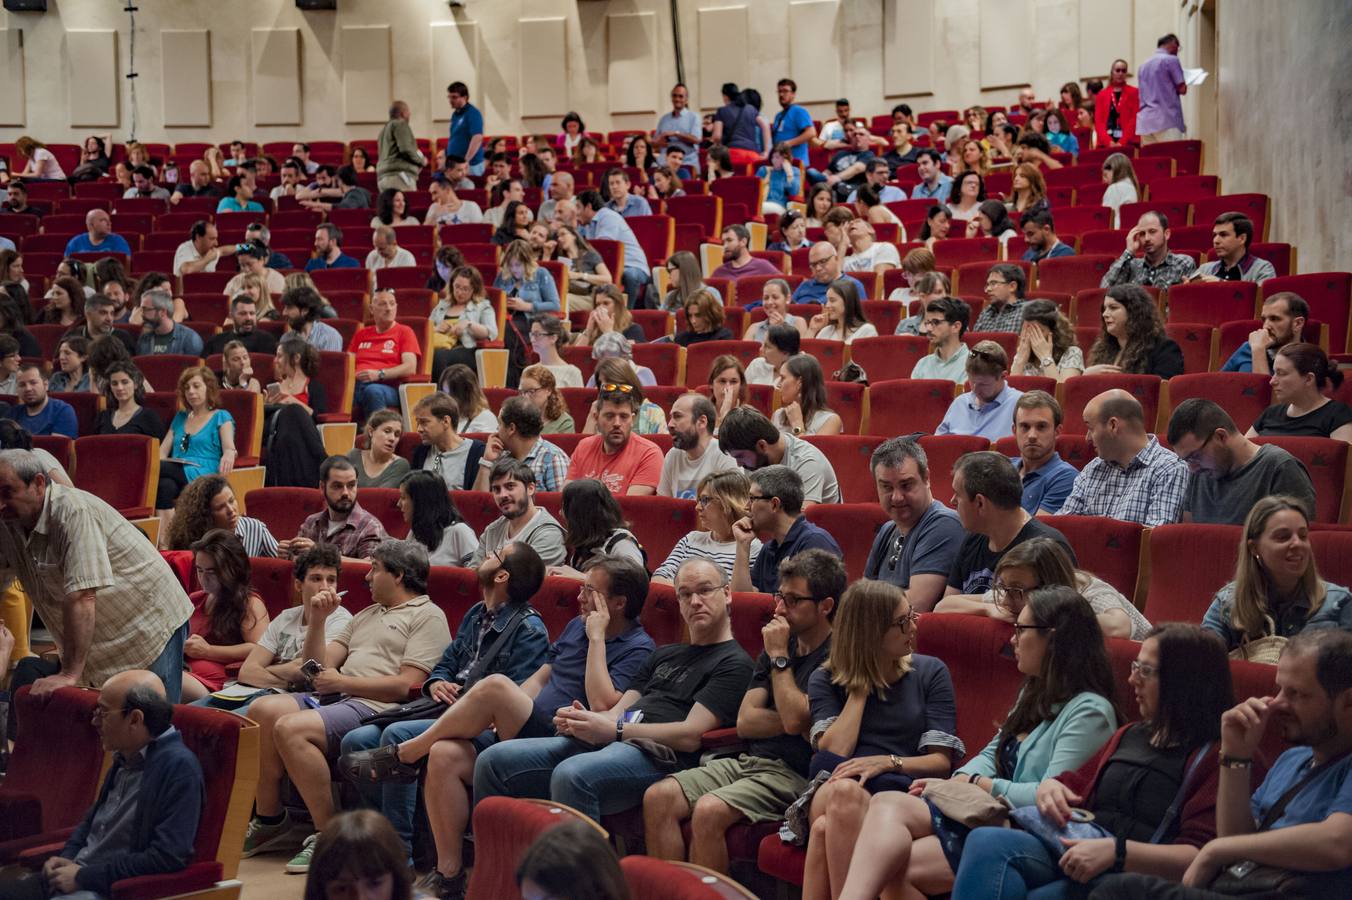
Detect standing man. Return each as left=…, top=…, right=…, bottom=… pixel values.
left=655, top=84, right=701, bottom=179
left=446, top=81, right=485, bottom=177
left=1219, top=292, right=1306, bottom=374
left=1135, top=34, right=1188, bottom=144
left=911, top=298, right=971, bottom=384
left=0, top=450, right=194, bottom=701
left=376, top=100, right=427, bottom=193
left=1010, top=391, right=1079, bottom=515
left=772, top=79, right=816, bottom=168
left=659, top=393, right=738, bottom=499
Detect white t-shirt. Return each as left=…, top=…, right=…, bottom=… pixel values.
left=1102, top=181, right=1139, bottom=228
left=746, top=357, right=776, bottom=385
left=257, top=604, right=354, bottom=666
left=428, top=522, right=480, bottom=567
left=31, top=148, right=65, bottom=180
left=458, top=409, right=499, bottom=435
left=423, top=440, right=474, bottom=490
left=843, top=242, right=902, bottom=273
left=364, top=247, right=417, bottom=269
left=426, top=201, right=484, bottom=226
left=543, top=364, right=584, bottom=389
left=657, top=442, right=739, bottom=499
left=653, top=530, right=762, bottom=582
left=173, top=240, right=216, bottom=276
left=771, top=408, right=838, bottom=436
left=816, top=322, right=878, bottom=344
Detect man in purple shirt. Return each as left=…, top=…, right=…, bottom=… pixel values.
left=711, top=225, right=783, bottom=280
left=1135, top=34, right=1187, bottom=143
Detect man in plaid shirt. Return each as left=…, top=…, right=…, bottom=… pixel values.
left=1100, top=210, right=1198, bottom=289
left=1057, top=389, right=1190, bottom=527
left=972, top=263, right=1028, bottom=333
left=473, top=396, right=570, bottom=493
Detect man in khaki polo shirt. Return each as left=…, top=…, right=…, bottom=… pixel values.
left=242, top=538, right=451, bottom=874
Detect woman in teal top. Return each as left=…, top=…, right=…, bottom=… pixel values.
left=215, top=174, right=265, bottom=214
left=838, top=586, right=1120, bottom=900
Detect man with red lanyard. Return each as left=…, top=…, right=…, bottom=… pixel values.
left=1095, top=59, right=1139, bottom=148
left=350, top=288, right=420, bottom=419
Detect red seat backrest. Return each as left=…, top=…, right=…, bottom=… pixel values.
left=849, top=335, right=932, bottom=382
left=1252, top=437, right=1348, bottom=524
left=244, top=487, right=324, bottom=540
left=1145, top=523, right=1241, bottom=622
left=3, top=687, right=105, bottom=837
left=616, top=494, right=697, bottom=567
left=866, top=379, right=956, bottom=436
left=1042, top=515, right=1146, bottom=600
left=1165, top=372, right=1272, bottom=434
left=1060, top=373, right=1162, bottom=434
left=804, top=503, right=889, bottom=581
left=802, top=435, right=884, bottom=503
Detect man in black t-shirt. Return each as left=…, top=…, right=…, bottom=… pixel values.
left=643, top=549, right=843, bottom=874
left=823, top=125, right=876, bottom=200
left=944, top=451, right=1075, bottom=596
left=204, top=295, right=279, bottom=356
left=473, top=558, right=753, bottom=821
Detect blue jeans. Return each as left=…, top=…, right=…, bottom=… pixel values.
left=352, top=381, right=399, bottom=419
left=952, top=826, right=1106, bottom=900
left=620, top=267, right=653, bottom=310
left=339, top=718, right=435, bottom=851
left=150, top=620, right=189, bottom=704
left=473, top=736, right=667, bottom=821
left=467, top=160, right=485, bottom=177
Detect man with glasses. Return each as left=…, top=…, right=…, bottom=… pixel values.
left=659, top=393, right=737, bottom=499
left=278, top=456, right=387, bottom=562
left=791, top=241, right=867, bottom=305
left=0, top=670, right=203, bottom=899
left=136, top=288, right=204, bottom=356
left=469, top=459, right=566, bottom=567
left=474, top=557, right=753, bottom=828
left=644, top=549, right=841, bottom=874
left=912, top=297, right=972, bottom=384
left=1094, top=58, right=1139, bottom=148
left=1167, top=398, right=1313, bottom=526
left=566, top=383, right=663, bottom=495
left=863, top=438, right=964, bottom=611
left=730, top=465, right=841, bottom=596
left=410, top=393, right=485, bottom=492
left=973, top=263, right=1028, bottom=333
left=937, top=340, right=1024, bottom=441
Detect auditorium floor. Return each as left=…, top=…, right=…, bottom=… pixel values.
left=238, top=855, right=305, bottom=899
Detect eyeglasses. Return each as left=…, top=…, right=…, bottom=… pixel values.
left=1180, top=432, right=1216, bottom=467
left=773, top=590, right=816, bottom=606
left=993, top=581, right=1030, bottom=605
left=92, top=704, right=130, bottom=721
left=677, top=583, right=726, bottom=602
left=599, top=383, right=634, bottom=394
left=892, top=610, right=919, bottom=631
left=1013, top=623, right=1053, bottom=637
left=695, top=494, right=715, bottom=508
left=808, top=257, right=833, bottom=269
left=747, top=492, right=772, bottom=504
left=1130, top=660, right=1160, bottom=679
left=985, top=279, right=1010, bottom=287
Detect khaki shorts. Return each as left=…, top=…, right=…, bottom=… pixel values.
left=670, top=754, right=807, bottom=824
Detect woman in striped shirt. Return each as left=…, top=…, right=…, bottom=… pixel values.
left=652, top=469, right=762, bottom=584
left=164, top=474, right=279, bottom=558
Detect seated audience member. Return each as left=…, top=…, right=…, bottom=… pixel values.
left=300, top=165, right=372, bottom=214
left=1202, top=496, right=1352, bottom=658
left=72, top=293, right=137, bottom=355
left=347, top=409, right=411, bottom=489
left=1014, top=299, right=1084, bottom=379
left=156, top=367, right=236, bottom=529
left=747, top=322, right=801, bottom=386
left=555, top=478, right=647, bottom=577
left=1007, top=163, right=1050, bottom=217
left=430, top=265, right=498, bottom=380
left=0, top=671, right=203, bottom=899
left=1058, top=389, right=1189, bottom=527
left=845, top=157, right=905, bottom=206
left=801, top=579, right=960, bottom=900
left=303, top=224, right=361, bottom=272
left=842, top=218, right=901, bottom=273
left=472, top=557, right=753, bottom=823
left=654, top=469, right=762, bottom=585
left=302, top=810, right=416, bottom=900
left=1247, top=343, right=1352, bottom=443
left=950, top=623, right=1234, bottom=898
left=946, top=451, right=1077, bottom=596
left=965, top=199, right=1019, bottom=249
left=1084, top=284, right=1185, bottom=378
left=822, top=124, right=878, bottom=201
left=1169, top=398, right=1316, bottom=525
left=936, top=341, right=1025, bottom=441
left=767, top=211, right=811, bottom=255
left=936, top=536, right=1151, bottom=640
left=62, top=209, right=132, bottom=258
left=468, top=459, right=567, bottom=567
left=973, top=263, right=1028, bottom=333
left=95, top=361, right=164, bottom=438
left=136, top=287, right=204, bottom=356
left=1010, top=391, right=1079, bottom=515
left=603, top=167, right=651, bottom=218
left=707, top=355, right=751, bottom=432
left=660, top=393, right=738, bottom=499
left=1193, top=212, right=1276, bottom=284
left=4, top=364, right=78, bottom=438
left=165, top=474, right=278, bottom=558
left=399, top=470, right=478, bottom=567
left=645, top=549, right=843, bottom=873
left=662, top=250, right=722, bottom=312
left=216, top=174, right=263, bottom=213
left=912, top=297, right=972, bottom=384
left=1101, top=211, right=1198, bottom=289
left=342, top=554, right=654, bottom=898
left=282, top=286, right=344, bottom=353
left=773, top=355, right=843, bottom=436
left=240, top=539, right=451, bottom=873
left=711, top=224, right=782, bottom=279
left=278, top=456, right=388, bottom=561
left=1220, top=291, right=1307, bottom=374
left=731, top=465, right=842, bottom=595
left=350, top=289, right=421, bottom=419
left=912, top=150, right=954, bottom=201
left=1094, top=630, right=1352, bottom=900
left=179, top=530, right=270, bottom=702
left=223, top=241, right=286, bottom=297
left=841, top=587, right=1120, bottom=899
left=527, top=314, right=584, bottom=388
left=1101, top=152, right=1141, bottom=226
left=719, top=406, right=841, bottom=506
left=947, top=170, right=985, bottom=222
left=566, top=382, right=664, bottom=495
left=515, top=821, right=631, bottom=900
left=365, top=225, right=416, bottom=270
left=792, top=243, right=868, bottom=305
left=807, top=277, right=877, bottom=344
left=218, top=340, right=260, bottom=393
left=674, top=288, right=735, bottom=346
left=887, top=249, right=943, bottom=309
left=1020, top=209, right=1076, bottom=263
left=206, top=294, right=279, bottom=356
left=863, top=438, right=965, bottom=610
left=744, top=279, right=807, bottom=341
left=37, top=277, right=85, bottom=329
left=581, top=357, right=665, bottom=434
left=46, top=336, right=90, bottom=393
left=409, top=393, right=485, bottom=491
left=473, top=395, right=570, bottom=493
left=516, top=366, right=576, bottom=436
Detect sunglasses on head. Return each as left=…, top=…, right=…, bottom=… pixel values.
left=599, top=383, right=634, bottom=394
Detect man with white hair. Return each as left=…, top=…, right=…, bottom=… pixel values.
left=376, top=100, right=427, bottom=193
left=364, top=226, right=417, bottom=270
left=136, top=288, right=204, bottom=356
left=63, top=209, right=131, bottom=257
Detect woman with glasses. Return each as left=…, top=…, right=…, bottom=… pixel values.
left=552, top=478, right=646, bottom=579
left=801, top=580, right=961, bottom=900
left=1094, top=60, right=1140, bottom=149
left=429, top=264, right=498, bottom=381
left=951, top=623, right=1232, bottom=898
left=934, top=537, right=1150, bottom=640
left=158, top=366, right=236, bottom=536
left=946, top=171, right=986, bottom=223
left=773, top=355, right=843, bottom=436
left=653, top=470, right=761, bottom=585
left=180, top=529, right=270, bottom=703
left=661, top=250, right=721, bottom=312
left=527, top=314, right=583, bottom=388
left=840, top=587, right=1120, bottom=900
left=398, top=470, right=478, bottom=567
left=519, top=365, right=575, bottom=434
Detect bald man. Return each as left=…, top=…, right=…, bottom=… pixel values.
left=538, top=171, right=575, bottom=223
left=790, top=241, right=868, bottom=305
left=62, top=209, right=131, bottom=258
left=377, top=99, right=427, bottom=193
left=0, top=670, right=203, bottom=898
left=170, top=160, right=223, bottom=206
left=1055, top=389, right=1190, bottom=526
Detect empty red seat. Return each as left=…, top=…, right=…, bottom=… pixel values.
left=1165, top=372, right=1272, bottom=433
left=848, top=335, right=932, bottom=381
left=917, top=434, right=991, bottom=505
left=931, top=237, right=999, bottom=268
left=1140, top=139, right=1203, bottom=177
left=1037, top=254, right=1117, bottom=294
left=1148, top=174, right=1221, bottom=203
left=1047, top=206, right=1112, bottom=237
left=1145, top=523, right=1240, bottom=622
left=310, top=267, right=371, bottom=294
left=616, top=494, right=697, bottom=567
left=683, top=340, right=759, bottom=388
left=1042, top=515, right=1145, bottom=600
left=805, top=503, right=890, bottom=580
left=802, top=435, right=885, bottom=503
left=1060, top=374, right=1162, bottom=434
left=1251, top=437, right=1347, bottom=524
left=867, top=379, right=956, bottom=435
left=244, top=487, right=324, bottom=540
left=1164, top=322, right=1216, bottom=373
left=1166, top=281, right=1258, bottom=325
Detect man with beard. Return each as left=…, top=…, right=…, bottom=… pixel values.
left=468, top=459, right=566, bottom=567
left=1092, top=630, right=1352, bottom=899
left=565, top=384, right=663, bottom=496
left=472, top=396, right=570, bottom=493
left=1101, top=210, right=1198, bottom=289
left=278, top=456, right=387, bottom=562
left=659, top=393, right=737, bottom=499
left=281, top=286, right=344, bottom=352
left=718, top=406, right=841, bottom=507
left=1009, top=391, right=1078, bottom=515
left=204, top=294, right=279, bottom=355
left=1220, top=292, right=1308, bottom=374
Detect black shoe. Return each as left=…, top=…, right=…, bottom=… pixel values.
left=415, top=869, right=467, bottom=900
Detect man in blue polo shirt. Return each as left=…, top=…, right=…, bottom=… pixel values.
left=446, top=81, right=485, bottom=176
left=1020, top=209, right=1076, bottom=263
left=791, top=242, right=868, bottom=305
left=731, top=465, right=841, bottom=596
left=771, top=79, right=816, bottom=167
left=655, top=84, right=701, bottom=179
left=5, top=364, right=78, bottom=438
left=577, top=190, right=650, bottom=308
left=1009, top=391, right=1078, bottom=515
left=63, top=209, right=132, bottom=258
left=910, top=149, right=953, bottom=201
left=936, top=340, right=1024, bottom=441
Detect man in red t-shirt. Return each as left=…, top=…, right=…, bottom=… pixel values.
left=349, top=289, right=421, bottom=418
left=565, top=385, right=662, bottom=495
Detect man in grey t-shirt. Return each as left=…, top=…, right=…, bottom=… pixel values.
left=718, top=407, right=841, bottom=507
left=468, top=459, right=566, bottom=567
left=659, top=394, right=738, bottom=499
left=1168, top=398, right=1316, bottom=525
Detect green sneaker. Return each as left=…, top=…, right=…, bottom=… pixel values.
left=240, top=812, right=292, bottom=858
left=286, top=832, right=319, bottom=874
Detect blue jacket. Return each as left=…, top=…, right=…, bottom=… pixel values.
left=63, top=727, right=204, bottom=896
left=136, top=323, right=205, bottom=357
left=422, top=600, right=550, bottom=692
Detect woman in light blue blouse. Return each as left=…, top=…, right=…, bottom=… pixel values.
left=838, top=586, right=1120, bottom=900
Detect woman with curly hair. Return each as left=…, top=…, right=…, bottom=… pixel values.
left=1011, top=298, right=1084, bottom=380
left=370, top=188, right=417, bottom=229
left=1085, top=284, right=1183, bottom=378
left=165, top=474, right=279, bottom=557
left=180, top=529, right=270, bottom=702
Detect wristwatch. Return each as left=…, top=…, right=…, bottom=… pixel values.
left=770, top=656, right=791, bottom=671
left=1039, top=356, right=1054, bottom=368
left=1219, top=754, right=1253, bottom=769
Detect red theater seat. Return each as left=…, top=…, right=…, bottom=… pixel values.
left=1037, top=254, right=1116, bottom=294
left=1164, top=322, right=1216, bottom=373
left=1042, top=515, right=1146, bottom=600
left=1165, top=372, right=1271, bottom=434
left=1060, top=374, right=1161, bottom=434
left=249, top=555, right=299, bottom=619
left=1166, top=281, right=1259, bottom=325
left=1145, top=523, right=1240, bottom=622
left=866, top=379, right=956, bottom=435
left=466, top=798, right=604, bottom=900
left=1251, top=437, right=1348, bottom=524
left=848, top=335, right=931, bottom=381
left=355, top=487, right=408, bottom=538
left=617, top=494, right=698, bottom=567
left=803, top=435, right=885, bottom=503
left=805, top=503, right=889, bottom=580
left=0, top=688, right=103, bottom=849
left=244, top=487, right=324, bottom=540
left=918, top=434, right=992, bottom=505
